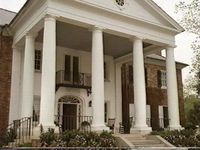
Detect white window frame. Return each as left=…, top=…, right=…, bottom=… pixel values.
left=161, top=70, right=167, bottom=89
left=35, top=50, right=42, bottom=72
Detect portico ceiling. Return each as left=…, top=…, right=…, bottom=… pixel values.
left=36, top=21, right=151, bottom=58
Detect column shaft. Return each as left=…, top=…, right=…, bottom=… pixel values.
left=132, top=37, right=151, bottom=133
left=21, top=34, right=35, bottom=118
left=91, top=26, right=108, bottom=131
left=9, top=47, right=21, bottom=122
left=166, top=47, right=181, bottom=130
left=39, top=16, right=56, bottom=127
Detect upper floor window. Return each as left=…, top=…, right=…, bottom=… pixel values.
left=35, top=50, right=42, bottom=71
left=157, top=70, right=167, bottom=88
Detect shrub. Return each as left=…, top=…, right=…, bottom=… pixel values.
left=39, top=129, right=116, bottom=147
left=40, top=128, right=57, bottom=147
left=154, top=128, right=200, bottom=147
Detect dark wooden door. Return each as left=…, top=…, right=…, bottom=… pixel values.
left=62, top=104, right=77, bottom=131
left=163, top=107, right=169, bottom=128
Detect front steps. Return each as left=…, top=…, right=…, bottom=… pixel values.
left=116, top=134, right=175, bottom=148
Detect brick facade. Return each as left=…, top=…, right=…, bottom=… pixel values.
left=122, top=63, right=185, bottom=131
left=0, top=34, right=13, bottom=138
left=145, top=63, right=186, bottom=130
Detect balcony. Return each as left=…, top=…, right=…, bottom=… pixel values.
left=56, top=70, right=91, bottom=92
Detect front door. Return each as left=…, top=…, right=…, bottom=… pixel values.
left=62, top=104, right=77, bottom=131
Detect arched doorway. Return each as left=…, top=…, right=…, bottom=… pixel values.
left=58, top=95, right=82, bottom=131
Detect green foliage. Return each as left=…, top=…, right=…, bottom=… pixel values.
left=40, top=128, right=57, bottom=147
left=154, top=129, right=200, bottom=147
left=5, top=128, right=17, bottom=143
left=40, top=129, right=117, bottom=147
left=176, top=0, right=200, bottom=97
left=187, top=101, right=200, bottom=126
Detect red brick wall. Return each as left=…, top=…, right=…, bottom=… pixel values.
left=145, top=63, right=186, bottom=129
left=0, top=35, right=13, bottom=138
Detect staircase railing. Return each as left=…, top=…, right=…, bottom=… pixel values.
left=6, top=115, right=40, bottom=147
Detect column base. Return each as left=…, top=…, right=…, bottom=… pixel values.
left=169, top=125, right=183, bottom=131
left=32, top=124, right=59, bottom=139
left=91, top=124, right=110, bottom=133
left=130, top=126, right=152, bottom=135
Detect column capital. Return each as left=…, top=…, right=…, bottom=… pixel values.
left=12, top=44, right=23, bottom=50
left=166, top=44, right=177, bottom=49
left=44, top=14, right=59, bottom=22
left=130, top=36, right=145, bottom=42
left=25, top=32, right=38, bottom=39
left=90, top=25, right=105, bottom=32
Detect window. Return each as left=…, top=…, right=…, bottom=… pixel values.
left=35, top=50, right=42, bottom=71
left=161, top=70, right=167, bottom=88
left=157, top=70, right=167, bottom=88
left=104, top=62, right=109, bottom=81
left=116, top=0, right=125, bottom=6
left=105, top=103, right=107, bottom=123
left=64, top=55, right=79, bottom=82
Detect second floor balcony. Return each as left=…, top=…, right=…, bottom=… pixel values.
left=56, top=70, right=91, bottom=91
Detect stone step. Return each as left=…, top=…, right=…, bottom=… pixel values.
left=130, top=139, right=162, bottom=144
left=134, top=143, right=167, bottom=148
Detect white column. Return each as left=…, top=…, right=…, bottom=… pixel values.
left=131, top=37, right=151, bottom=133
left=21, top=33, right=35, bottom=118
left=91, top=26, right=109, bottom=131
left=166, top=46, right=181, bottom=130
left=39, top=15, right=57, bottom=128
left=9, top=46, right=21, bottom=123
left=115, top=63, right=122, bottom=131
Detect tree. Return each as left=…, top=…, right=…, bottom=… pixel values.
left=176, top=0, right=200, bottom=97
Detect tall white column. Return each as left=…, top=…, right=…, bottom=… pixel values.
left=166, top=46, right=181, bottom=130
left=21, top=33, right=35, bottom=118
left=91, top=26, right=109, bottom=131
left=39, top=15, right=57, bottom=128
left=131, top=37, right=151, bottom=133
left=9, top=46, right=21, bottom=123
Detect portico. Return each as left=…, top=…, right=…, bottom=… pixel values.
left=9, top=0, right=184, bottom=136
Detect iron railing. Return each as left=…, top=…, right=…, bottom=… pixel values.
left=55, top=115, right=93, bottom=133
left=6, top=115, right=40, bottom=147
left=56, top=71, right=91, bottom=88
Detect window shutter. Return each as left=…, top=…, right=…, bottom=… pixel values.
left=145, top=68, right=147, bottom=86
left=73, top=56, right=79, bottom=83
left=64, top=55, right=71, bottom=81
left=157, top=70, right=162, bottom=88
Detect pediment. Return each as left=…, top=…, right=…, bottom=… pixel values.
left=77, top=0, right=183, bottom=32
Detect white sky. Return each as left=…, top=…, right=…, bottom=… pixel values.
left=0, top=0, right=195, bottom=82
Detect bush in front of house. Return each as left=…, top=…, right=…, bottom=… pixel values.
left=40, top=129, right=117, bottom=147
left=153, top=128, right=200, bottom=147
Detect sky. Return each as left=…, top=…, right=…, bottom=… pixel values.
left=0, top=0, right=196, bottom=82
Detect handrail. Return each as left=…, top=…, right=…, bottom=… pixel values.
left=6, top=116, right=39, bottom=147
left=56, top=70, right=91, bottom=88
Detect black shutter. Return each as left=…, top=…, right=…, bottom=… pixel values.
left=64, top=55, right=71, bottom=81
left=73, top=56, right=79, bottom=83
left=145, top=68, right=148, bottom=86
left=157, top=70, right=162, bottom=88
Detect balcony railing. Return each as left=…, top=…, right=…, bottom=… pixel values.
left=56, top=70, right=91, bottom=89
left=55, top=115, right=93, bottom=133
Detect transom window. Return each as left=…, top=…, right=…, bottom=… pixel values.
left=35, top=50, right=42, bottom=71
left=161, top=70, right=167, bottom=88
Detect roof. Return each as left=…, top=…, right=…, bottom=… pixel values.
left=0, top=8, right=16, bottom=26
left=146, top=54, right=188, bottom=68
left=9, top=0, right=184, bottom=33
